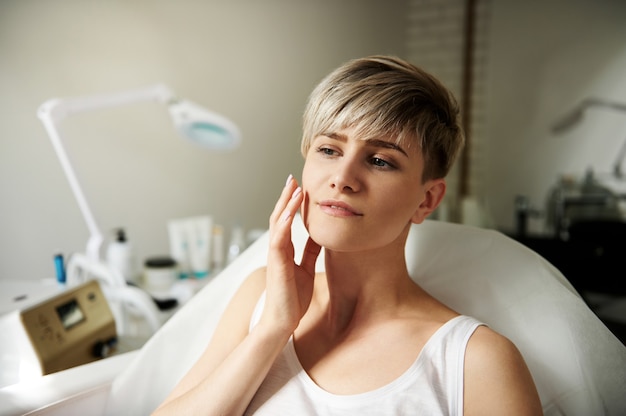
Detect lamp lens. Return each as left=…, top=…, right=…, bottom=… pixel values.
left=182, top=122, right=237, bottom=150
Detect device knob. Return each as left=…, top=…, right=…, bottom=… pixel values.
left=92, top=337, right=118, bottom=358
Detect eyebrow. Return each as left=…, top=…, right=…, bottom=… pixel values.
left=324, top=132, right=409, bottom=158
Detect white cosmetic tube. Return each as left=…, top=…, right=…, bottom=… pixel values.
left=187, top=216, right=213, bottom=278
left=211, top=225, right=225, bottom=273
left=167, top=219, right=191, bottom=279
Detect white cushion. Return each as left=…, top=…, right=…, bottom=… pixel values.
left=105, top=217, right=626, bottom=415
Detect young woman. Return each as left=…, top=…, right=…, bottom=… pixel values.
left=153, top=56, right=542, bottom=415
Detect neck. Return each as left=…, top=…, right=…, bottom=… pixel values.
left=312, top=225, right=421, bottom=335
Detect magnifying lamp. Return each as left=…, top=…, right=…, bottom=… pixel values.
left=38, top=84, right=241, bottom=263
left=37, top=84, right=241, bottom=335
left=552, top=98, right=626, bottom=178
left=551, top=98, right=626, bottom=133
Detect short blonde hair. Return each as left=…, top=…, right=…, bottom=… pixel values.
left=301, top=56, right=464, bottom=181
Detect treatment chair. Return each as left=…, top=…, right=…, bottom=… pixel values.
left=1, top=217, right=625, bottom=415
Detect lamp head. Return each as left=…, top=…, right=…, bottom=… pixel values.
left=167, top=99, right=241, bottom=151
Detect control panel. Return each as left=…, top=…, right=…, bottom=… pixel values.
left=19, top=280, right=117, bottom=375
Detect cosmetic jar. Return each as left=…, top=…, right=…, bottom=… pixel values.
left=143, top=256, right=178, bottom=292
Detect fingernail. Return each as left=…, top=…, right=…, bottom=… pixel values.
left=285, top=174, right=293, bottom=186
left=282, top=211, right=292, bottom=223
left=291, top=187, right=302, bottom=199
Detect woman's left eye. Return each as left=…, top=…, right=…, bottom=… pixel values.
left=370, top=157, right=395, bottom=169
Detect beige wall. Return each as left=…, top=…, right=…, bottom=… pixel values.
left=4, top=0, right=625, bottom=283
left=0, top=0, right=407, bottom=281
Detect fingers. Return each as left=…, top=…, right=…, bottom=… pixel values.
left=300, top=237, right=321, bottom=276
left=281, top=185, right=302, bottom=223
left=269, top=174, right=294, bottom=223
left=269, top=174, right=302, bottom=230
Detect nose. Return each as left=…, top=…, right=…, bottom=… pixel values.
left=330, top=156, right=361, bottom=193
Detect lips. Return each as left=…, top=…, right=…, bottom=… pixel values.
left=318, top=200, right=363, bottom=217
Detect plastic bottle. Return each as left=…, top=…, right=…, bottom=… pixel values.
left=227, top=224, right=246, bottom=264
left=210, top=225, right=225, bottom=274
left=106, top=228, right=138, bottom=284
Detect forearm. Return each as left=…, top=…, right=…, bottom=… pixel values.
left=153, top=322, right=290, bottom=416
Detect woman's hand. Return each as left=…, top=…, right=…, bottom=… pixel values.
left=262, top=174, right=321, bottom=335
left=153, top=176, right=321, bottom=416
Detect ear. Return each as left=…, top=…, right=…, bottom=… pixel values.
left=411, top=179, right=446, bottom=224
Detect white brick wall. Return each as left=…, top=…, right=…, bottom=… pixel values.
left=406, top=0, right=491, bottom=221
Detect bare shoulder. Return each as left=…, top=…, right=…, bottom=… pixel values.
left=464, top=326, right=543, bottom=416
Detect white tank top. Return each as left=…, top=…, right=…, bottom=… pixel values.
left=245, top=294, right=484, bottom=415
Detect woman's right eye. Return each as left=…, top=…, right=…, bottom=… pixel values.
left=317, top=146, right=337, bottom=156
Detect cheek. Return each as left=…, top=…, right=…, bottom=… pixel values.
left=376, top=182, right=423, bottom=218
left=301, top=155, right=315, bottom=179
left=300, top=192, right=311, bottom=235
left=300, top=159, right=314, bottom=227
left=301, top=157, right=322, bottom=193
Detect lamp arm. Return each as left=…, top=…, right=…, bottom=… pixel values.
left=613, top=135, right=626, bottom=179
left=552, top=98, right=626, bottom=133
left=39, top=114, right=103, bottom=261
left=584, top=98, right=626, bottom=113
left=581, top=99, right=626, bottom=179
left=38, top=84, right=175, bottom=122
left=37, top=84, right=176, bottom=261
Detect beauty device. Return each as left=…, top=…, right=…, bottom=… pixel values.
left=36, top=84, right=241, bottom=338
left=0, top=280, right=116, bottom=387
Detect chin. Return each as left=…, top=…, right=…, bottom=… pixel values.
left=304, top=219, right=372, bottom=253
left=304, top=212, right=412, bottom=255
left=303, top=215, right=344, bottom=249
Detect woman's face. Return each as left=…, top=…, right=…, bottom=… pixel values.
left=300, top=126, right=445, bottom=253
